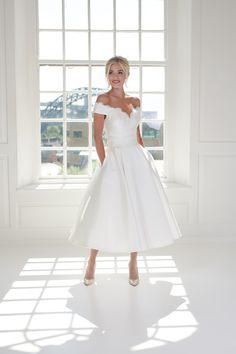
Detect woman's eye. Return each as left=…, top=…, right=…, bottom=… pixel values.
left=109, top=71, right=124, bottom=75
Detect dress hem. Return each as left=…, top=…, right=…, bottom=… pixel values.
left=68, top=238, right=181, bottom=253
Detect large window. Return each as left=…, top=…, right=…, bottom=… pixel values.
left=38, top=0, right=166, bottom=179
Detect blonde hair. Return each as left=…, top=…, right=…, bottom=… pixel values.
left=105, top=56, right=130, bottom=83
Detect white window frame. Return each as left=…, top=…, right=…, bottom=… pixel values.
left=12, top=0, right=192, bottom=190
left=37, top=0, right=168, bottom=181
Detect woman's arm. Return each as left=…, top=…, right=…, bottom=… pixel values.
left=94, top=112, right=106, bottom=165
left=93, top=94, right=110, bottom=165
left=133, top=97, right=145, bottom=147
left=137, top=125, right=145, bottom=147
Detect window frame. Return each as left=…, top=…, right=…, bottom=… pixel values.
left=37, top=0, right=168, bottom=180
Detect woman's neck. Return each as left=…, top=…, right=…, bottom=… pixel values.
left=108, top=88, right=126, bottom=99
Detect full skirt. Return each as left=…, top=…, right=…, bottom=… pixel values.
left=68, top=144, right=182, bottom=252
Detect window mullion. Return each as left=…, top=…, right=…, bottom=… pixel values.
left=138, top=0, right=142, bottom=140
left=88, top=0, right=92, bottom=177
left=113, top=0, right=116, bottom=55
left=62, top=0, right=67, bottom=176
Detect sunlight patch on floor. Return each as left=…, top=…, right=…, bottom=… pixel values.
left=0, top=255, right=198, bottom=352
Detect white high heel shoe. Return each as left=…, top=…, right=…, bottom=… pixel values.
left=83, top=277, right=95, bottom=286
left=128, top=278, right=139, bottom=286
left=83, top=261, right=96, bottom=286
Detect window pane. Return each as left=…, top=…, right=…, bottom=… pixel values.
left=141, top=33, right=165, bottom=61
left=90, top=0, right=113, bottom=30
left=91, top=66, right=108, bottom=91
left=141, top=0, right=164, bottom=30
left=149, top=149, right=163, bottom=160
left=66, top=92, right=88, bottom=119
left=142, top=94, right=164, bottom=120
left=65, top=32, right=88, bottom=60
left=116, top=0, right=138, bottom=30
left=67, top=151, right=89, bottom=175
left=39, top=31, right=63, bottom=60
left=91, top=32, right=113, bottom=60
left=149, top=150, right=164, bottom=177
left=142, top=67, right=165, bottom=92
left=40, top=66, right=63, bottom=91
left=64, top=0, right=88, bottom=29
left=66, top=66, right=88, bottom=91
left=124, top=67, right=139, bottom=93
left=41, top=123, right=63, bottom=147
left=40, top=93, right=63, bottom=118
left=116, top=33, right=139, bottom=61
left=142, top=122, right=163, bottom=147
left=38, top=0, right=62, bottom=29
left=41, top=150, right=63, bottom=176
left=67, top=122, right=88, bottom=147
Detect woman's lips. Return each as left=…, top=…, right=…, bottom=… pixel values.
left=112, top=80, right=120, bottom=83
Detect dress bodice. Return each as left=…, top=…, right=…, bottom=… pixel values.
left=93, top=102, right=141, bottom=148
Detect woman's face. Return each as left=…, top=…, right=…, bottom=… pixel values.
left=108, top=63, right=128, bottom=88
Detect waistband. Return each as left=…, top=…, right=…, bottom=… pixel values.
left=107, top=135, right=138, bottom=148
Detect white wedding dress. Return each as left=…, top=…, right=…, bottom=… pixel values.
left=68, top=102, right=182, bottom=252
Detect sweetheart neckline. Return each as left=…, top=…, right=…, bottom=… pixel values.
left=95, top=101, right=140, bottom=119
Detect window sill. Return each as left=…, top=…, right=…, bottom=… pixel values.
left=16, top=180, right=191, bottom=215
left=17, top=179, right=191, bottom=191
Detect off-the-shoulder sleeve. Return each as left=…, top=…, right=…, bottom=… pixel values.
left=93, top=102, right=109, bottom=115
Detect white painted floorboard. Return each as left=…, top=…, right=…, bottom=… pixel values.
left=0, top=241, right=235, bottom=354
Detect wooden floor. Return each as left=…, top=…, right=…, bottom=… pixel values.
left=0, top=240, right=235, bottom=354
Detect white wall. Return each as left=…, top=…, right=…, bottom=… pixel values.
left=14, top=0, right=40, bottom=188
left=0, top=0, right=17, bottom=232
left=190, top=0, right=236, bottom=237
left=0, top=0, right=235, bottom=244
left=167, top=0, right=192, bottom=185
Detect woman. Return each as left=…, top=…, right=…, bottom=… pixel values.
left=68, top=56, right=182, bottom=286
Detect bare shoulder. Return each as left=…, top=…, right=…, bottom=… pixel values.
left=96, top=93, right=110, bottom=105
left=130, top=96, right=140, bottom=108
